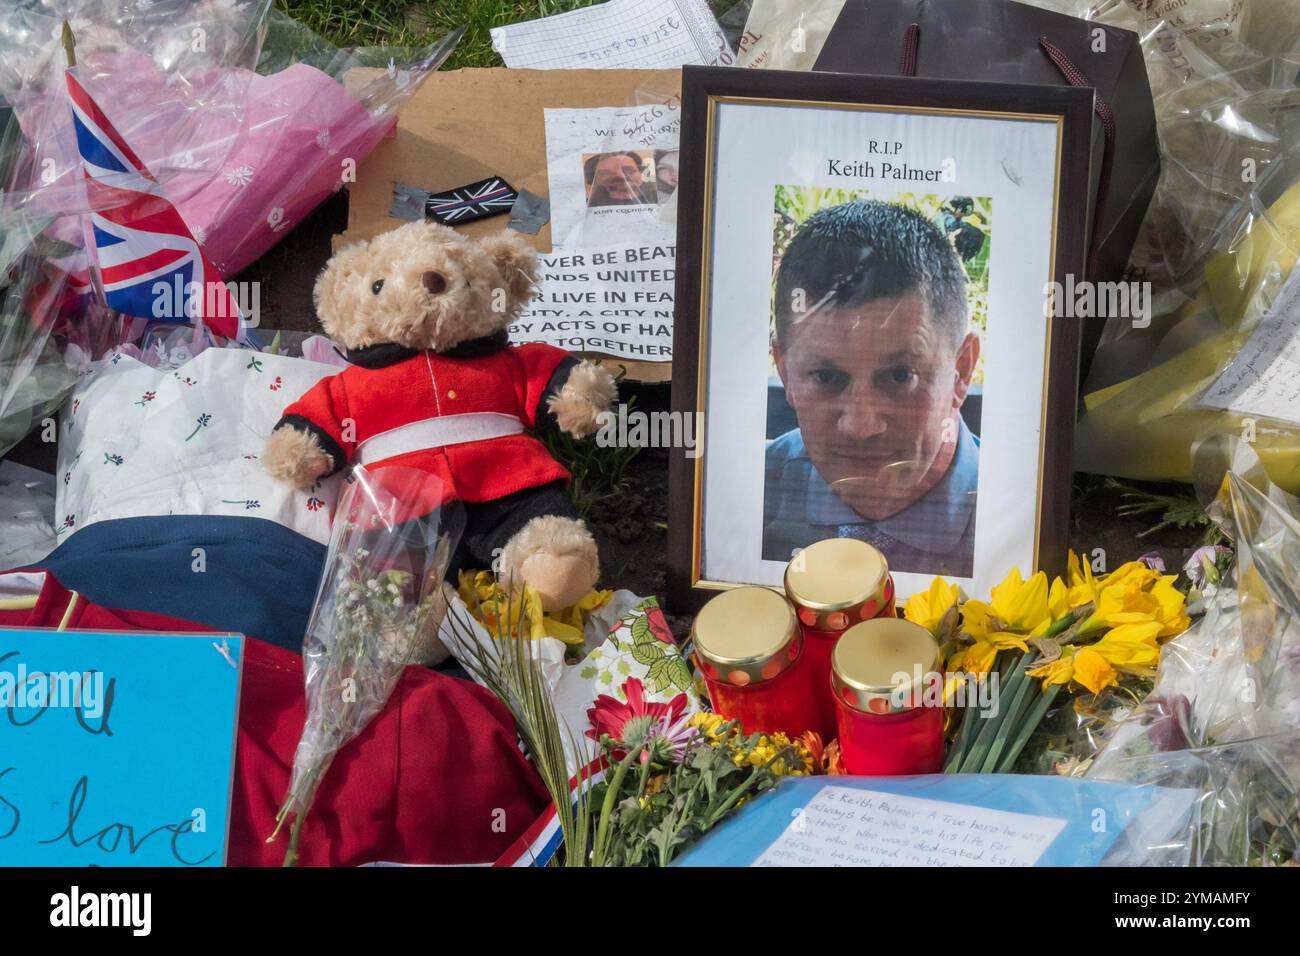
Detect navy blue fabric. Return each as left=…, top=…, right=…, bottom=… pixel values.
left=30, top=515, right=325, bottom=652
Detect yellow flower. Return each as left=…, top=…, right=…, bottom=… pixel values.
left=947, top=637, right=999, bottom=676
left=962, top=568, right=1052, bottom=639
left=904, top=577, right=960, bottom=635
left=1148, top=577, right=1192, bottom=639
left=457, top=570, right=612, bottom=646
left=732, top=731, right=813, bottom=776
left=1026, top=647, right=1078, bottom=687
left=1080, top=572, right=1189, bottom=640
left=688, top=712, right=732, bottom=741
left=1050, top=551, right=1102, bottom=618
left=1103, top=560, right=1162, bottom=592
left=1027, top=621, right=1162, bottom=693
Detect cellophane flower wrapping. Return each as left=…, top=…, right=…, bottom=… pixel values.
left=1080, top=438, right=1300, bottom=866
left=0, top=0, right=460, bottom=457
left=273, top=465, right=464, bottom=863
left=1008, top=1, right=1300, bottom=491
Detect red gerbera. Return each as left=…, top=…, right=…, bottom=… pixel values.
left=586, top=677, right=688, bottom=753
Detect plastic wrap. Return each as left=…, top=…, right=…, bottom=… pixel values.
left=0, top=0, right=460, bottom=457
left=1074, top=183, right=1300, bottom=493
left=0, top=461, right=56, bottom=570
left=734, top=0, right=846, bottom=71
left=1, top=2, right=459, bottom=277
left=1077, top=438, right=1300, bottom=866
left=1005, top=2, right=1300, bottom=489
left=270, top=465, right=463, bottom=866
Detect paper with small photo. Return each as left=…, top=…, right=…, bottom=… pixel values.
left=544, top=102, right=682, bottom=251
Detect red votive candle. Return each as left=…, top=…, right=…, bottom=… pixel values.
left=691, top=586, right=821, bottom=739
left=832, top=618, right=944, bottom=776
left=784, top=538, right=895, bottom=742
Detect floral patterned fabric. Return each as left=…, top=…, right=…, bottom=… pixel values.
left=56, top=348, right=343, bottom=544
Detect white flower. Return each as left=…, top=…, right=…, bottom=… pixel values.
left=316, top=129, right=331, bottom=150
left=224, top=164, right=254, bottom=187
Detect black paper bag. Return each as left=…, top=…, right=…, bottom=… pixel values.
left=816, top=0, right=1159, bottom=378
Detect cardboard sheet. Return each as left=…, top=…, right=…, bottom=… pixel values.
left=340, top=68, right=682, bottom=380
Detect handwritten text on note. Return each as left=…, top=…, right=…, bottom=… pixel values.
left=754, top=785, right=1066, bottom=867
left=1200, top=267, right=1300, bottom=427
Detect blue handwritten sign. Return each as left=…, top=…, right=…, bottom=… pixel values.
left=0, top=629, right=243, bottom=866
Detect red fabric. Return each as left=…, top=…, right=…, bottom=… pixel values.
left=0, top=571, right=549, bottom=866
left=281, top=344, right=572, bottom=516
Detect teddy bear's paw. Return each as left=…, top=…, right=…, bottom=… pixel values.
left=263, top=427, right=334, bottom=489
left=499, top=515, right=600, bottom=613
left=547, top=360, right=618, bottom=439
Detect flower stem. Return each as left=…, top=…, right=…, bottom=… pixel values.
left=980, top=660, right=1042, bottom=773
left=592, top=749, right=639, bottom=867
left=996, top=684, right=1062, bottom=773
left=959, top=651, right=1033, bottom=773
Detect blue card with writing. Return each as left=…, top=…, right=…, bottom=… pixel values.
left=674, top=774, right=1196, bottom=867
left=0, top=629, right=243, bottom=867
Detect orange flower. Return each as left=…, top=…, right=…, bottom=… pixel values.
left=800, top=730, right=826, bottom=768
left=824, top=741, right=847, bottom=775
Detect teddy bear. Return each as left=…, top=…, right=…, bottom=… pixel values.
left=262, top=219, right=618, bottom=612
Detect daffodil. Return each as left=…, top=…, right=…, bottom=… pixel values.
left=946, top=637, right=1000, bottom=676
left=904, top=577, right=960, bottom=636
left=962, top=568, right=1052, bottom=639
left=1025, top=646, right=1078, bottom=687
left=1079, top=571, right=1189, bottom=640
left=1027, top=621, right=1162, bottom=693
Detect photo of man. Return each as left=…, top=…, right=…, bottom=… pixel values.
left=763, top=196, right=989, bottom=577
left=583, top=150, right=657, bottom=207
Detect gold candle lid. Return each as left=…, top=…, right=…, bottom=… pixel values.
left=691, top=586, right=800, bottom=687
left=784, top=538, right=891, bottom=631
left=831, top=618, right=940, bottom=715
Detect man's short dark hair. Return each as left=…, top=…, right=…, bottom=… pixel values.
left=774, top=200, right=969, bottom=348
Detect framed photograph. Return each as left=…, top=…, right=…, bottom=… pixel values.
left=667, top=66, right=1094, bottom=613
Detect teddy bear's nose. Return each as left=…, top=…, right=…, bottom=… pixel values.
left=421, top=271, right=447, bottom=295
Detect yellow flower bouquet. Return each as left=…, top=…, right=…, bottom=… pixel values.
left=904, top=553, right=1191, bottom=775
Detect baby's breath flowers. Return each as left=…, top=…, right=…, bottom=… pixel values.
left=269, top=470, right=453, bottom=866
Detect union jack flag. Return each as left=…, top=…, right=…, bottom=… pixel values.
left=66, top=68, right=250, bottom=343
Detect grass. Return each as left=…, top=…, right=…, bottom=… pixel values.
left=276, top=0, right=742, bottom=68
left=276, top=1, right=603, bottom=67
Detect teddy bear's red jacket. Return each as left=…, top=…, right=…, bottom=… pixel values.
left=276, top=335, right=574, bottom=516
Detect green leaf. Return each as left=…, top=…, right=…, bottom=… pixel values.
left=631, top=613, right=656, bottom=645
left=644, top=658, right=672, bottom=693
left=666, top=656, right=692, bottom=692
left=630, top=640, right=665, bottom=666
left=579, top=665, right=597, bottom=680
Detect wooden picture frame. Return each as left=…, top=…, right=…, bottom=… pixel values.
left=667, top=65, right=1094, bottom=614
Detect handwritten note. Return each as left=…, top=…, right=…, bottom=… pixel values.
left=0, top=629, right=243, bottom=866
left=508, top=240, right=674, bottom=360
left=490, top=0, right=734, bottom=70
left=1199, top=267, right=1300, bottom=426
left=754, top=785, right=1066, bottom=867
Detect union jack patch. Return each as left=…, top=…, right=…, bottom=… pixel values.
left=419, top=177, right=519, bottom=225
